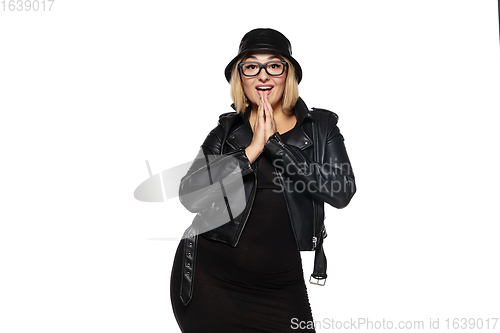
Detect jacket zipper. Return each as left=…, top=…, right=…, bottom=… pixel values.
left=276, top=136, right=317, bottom=251
left=226, top=139, right=237, bottom=150
left=224, top=138, right=257, bottom=246
left=312, top=200, right=317, bottom=250
left=275, top=165, right=300, bottom=247
left=233, top=166, right=257, bottom=246
left=311, top=120, right=317, bottom=250
left=276, top=139, right=303, bottom=165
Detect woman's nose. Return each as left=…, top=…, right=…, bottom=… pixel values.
left=257, top=67, right=269, bottom=81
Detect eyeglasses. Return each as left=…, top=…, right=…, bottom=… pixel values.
left=238, top=61, right=288, bottom=77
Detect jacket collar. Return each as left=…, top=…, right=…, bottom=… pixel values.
left=231, top=96, right=313, bottom=127
left=228, top=96, right=313, bottom=151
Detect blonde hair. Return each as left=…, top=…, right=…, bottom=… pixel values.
left=229, top=53, right=299, bottom=115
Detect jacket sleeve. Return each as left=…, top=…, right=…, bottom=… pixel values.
left=263, top=111, right=356, bottom=208
left=178, top=118, right=254, bottom=213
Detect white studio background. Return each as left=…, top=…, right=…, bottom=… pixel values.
left=1, top=1, right=499, bottom=332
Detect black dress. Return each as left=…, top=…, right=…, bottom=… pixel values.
left=170, top=128, right=315, bottom=333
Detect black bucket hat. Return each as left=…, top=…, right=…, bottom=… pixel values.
left=224, top=28, right=302, bottom=84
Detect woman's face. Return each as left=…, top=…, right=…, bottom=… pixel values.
left=240, top=52, right=287, bottom=110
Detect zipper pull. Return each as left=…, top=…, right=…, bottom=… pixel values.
left=312, top=236, right=317, bottom=250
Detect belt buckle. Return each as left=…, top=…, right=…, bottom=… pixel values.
left=309, top=275, right=326, bottom=286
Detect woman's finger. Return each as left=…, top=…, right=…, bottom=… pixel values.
left=259, top=91, right=266, bottom=121
left=256, top=91, right=265, bottom=134
left=258, top=91, right=264, bottom=118
left=263, top=92, right=273, bottom=117
left=263, top=93, right=277, bottom=136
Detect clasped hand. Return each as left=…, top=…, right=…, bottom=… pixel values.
left=245, top=91, right=277, bottom=163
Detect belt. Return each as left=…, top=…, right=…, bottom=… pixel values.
left=310, top=225, right=328, bottom=286
left=178, top=223, right=328, bottom=305
left=179, top=224, right=198, bottom=306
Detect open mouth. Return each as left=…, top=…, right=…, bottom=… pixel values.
left=255, top=85, right=274, bottom=95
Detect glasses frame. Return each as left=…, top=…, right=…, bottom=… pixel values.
left=238, top=61, right=288, bottom=77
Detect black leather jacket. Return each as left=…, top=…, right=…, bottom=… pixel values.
left=177, top=97, right=356, bottom=305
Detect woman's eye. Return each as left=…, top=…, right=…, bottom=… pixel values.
left=270, top=63, right=282, bottom=69
left=246, top=65, right=257, bottom=70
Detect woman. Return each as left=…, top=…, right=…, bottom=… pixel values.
left=170, top=28, right=356, bottom=332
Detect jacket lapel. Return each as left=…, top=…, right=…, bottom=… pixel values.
left=225, top=124, right=253, bottom=150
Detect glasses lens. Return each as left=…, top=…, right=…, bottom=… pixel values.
left=266, top=62, right=285, bottom=76
left=241, top=62, right=260, bottom=76
left=240, top=62, right=286, bottom=76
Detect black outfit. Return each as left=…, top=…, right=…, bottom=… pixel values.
left=176, top=98, right=356, bottom=307
left=171, top=128, right=315, bottom=332
left=170, top=97, right=356, bottom=332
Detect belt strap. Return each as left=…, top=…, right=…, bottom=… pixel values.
left=180, top=225, right=327, bottom=303
left=179, top=224, right=198, bottom=305
left=310, top=227, right=327, bottom=286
